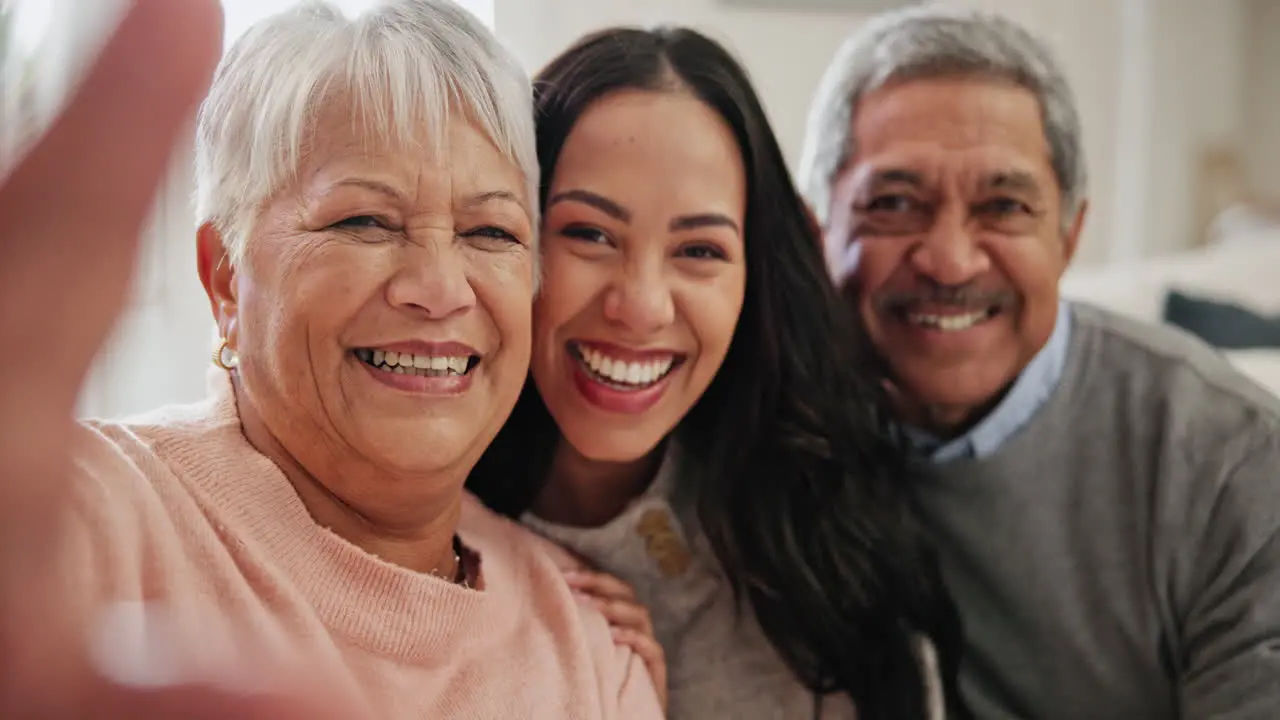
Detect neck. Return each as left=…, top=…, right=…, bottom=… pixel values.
left=898, top=388, right=1007, bottom=440
left=232, top=377, right=461, bottom=579
left=530, top=438, right=665, bottom=528
left=917, top=404, right=985, bottom=439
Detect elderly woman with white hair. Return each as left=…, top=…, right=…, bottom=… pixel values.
left=0, top=0, right=661, bottom=717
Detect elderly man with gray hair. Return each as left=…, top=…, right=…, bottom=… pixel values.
left=799, top=6, right=1280, bottom=720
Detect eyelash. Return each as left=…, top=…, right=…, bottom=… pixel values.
left=561, top=226, right=610, bottom=244
left=332, top=215, right=393, bottom=230
left=462, top=225, right=521, bottom=244
left=329, top=217, right=521, bottom=244
left=858, top=196, right=1033, bottom=216
left=976, top=198, right=1032, bottom=216
left=863, top=195, right=916, bottom=213
left=561, top=225, right=726, bottom=261
left=679, top=244, right=727, bottom=260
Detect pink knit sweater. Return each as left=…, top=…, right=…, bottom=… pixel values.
left=62, top=375, right=662, bottom=718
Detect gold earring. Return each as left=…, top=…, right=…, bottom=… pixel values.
left=212, top=338, right=239, bottom=371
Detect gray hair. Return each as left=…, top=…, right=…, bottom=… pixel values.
left=797, top=5, right=1087, bottom=228
left=194, top=0, right=538, bottom=265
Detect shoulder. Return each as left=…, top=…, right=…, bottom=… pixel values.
left=74, top=398, right=218, bottom=489
left=1070, top=302, right=1280, bottom=446
left=57, top=398, right=235, bottom=604
left=1069, top=304, right=1280, bottom=539
left=73, top=394, right=252, bottom=534
left=459, top=495, right=662, bottom=715
left=80, top=395, right=238, bottom=461
left=73, top=396, right=242, bottom=512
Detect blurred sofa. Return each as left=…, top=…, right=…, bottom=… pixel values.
left=1061, top=230, right=1280, bottom=396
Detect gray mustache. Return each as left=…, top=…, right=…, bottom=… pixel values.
left=875, top=286, right=1016, bottom=313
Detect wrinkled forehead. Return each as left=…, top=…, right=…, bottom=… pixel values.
left=842, top=149, right=1054, bottom=201
left=290, top=99, right=530, bottom=212
left=842, top=77, right=1056, bottom=194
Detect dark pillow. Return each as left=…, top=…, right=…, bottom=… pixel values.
left=1163, top=290, right=1280, bottom=349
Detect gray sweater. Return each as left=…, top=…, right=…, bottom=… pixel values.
left=911, top=303, right=1280, bottom=719
left=523, top=451, right=942, bottom=719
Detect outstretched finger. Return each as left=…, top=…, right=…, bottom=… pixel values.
left=0, top=0, right=224, bottom=396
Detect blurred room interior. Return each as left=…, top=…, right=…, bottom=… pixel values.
left=1, top=0, right=1278, bottom=415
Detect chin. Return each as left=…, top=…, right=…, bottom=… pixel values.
left=370, top=451, right=468, bottom=477
left=893, top=365, right=1015, bottom=415
left=562, top=424, right=667, bottom=465
left=362, top=426, right=486, bottom=477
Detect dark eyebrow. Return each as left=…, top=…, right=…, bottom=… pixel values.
left=865, top=169, right=926, bottom=190
left=547, top=189, right=631, bottom=223
left=982, top=170, right=1044, bottom=198
left=549, top=189, right=739, bottom=234
left=670, top=213, right=740, bottom=235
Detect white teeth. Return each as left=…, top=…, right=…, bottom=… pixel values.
left=906, top=310, right=990, bottom=331
left=576, top=345, right=677, bottom=388
left=358, top=349, right=474, bottom=377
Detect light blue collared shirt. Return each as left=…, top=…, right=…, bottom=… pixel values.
left=905, top=301, right=1073, bottom=462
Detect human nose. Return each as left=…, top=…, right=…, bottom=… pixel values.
left=385, top=237, right=477, bottom=319
left=602, top=256, right=675, bottom=336
left=908, top=205, right=991, bottom=285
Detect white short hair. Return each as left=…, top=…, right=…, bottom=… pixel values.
left=194, top=0, right=538, bottom=264
left=797, top=6, right=1086, bottom=229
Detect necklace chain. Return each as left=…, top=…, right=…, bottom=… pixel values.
left=449, top=535, right=471, bottom=589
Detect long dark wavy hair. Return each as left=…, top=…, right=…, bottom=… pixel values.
left=467, top=26, right=969, bottom=720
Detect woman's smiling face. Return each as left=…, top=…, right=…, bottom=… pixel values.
left=531, top=89, right=748, bottom=462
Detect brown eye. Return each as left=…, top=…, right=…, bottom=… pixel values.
left=463, top=225, right=520, bottom=244
left=854, top=194, right=929, bottom=236
left=975, top=198, right=1032, bottom=216
left=677, top=244, right=727, bottom=261
left=864, top=195, right=915, bottom=213
left=560, top=225, right=611, bottom=246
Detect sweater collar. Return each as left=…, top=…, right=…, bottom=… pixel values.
left=158, top=368, right=497, bottom=663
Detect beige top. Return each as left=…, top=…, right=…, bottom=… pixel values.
left=523, top=447, right=943, bottom=719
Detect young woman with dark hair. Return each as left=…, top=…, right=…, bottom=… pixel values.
left=467, top=26, right=968, bottom=720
